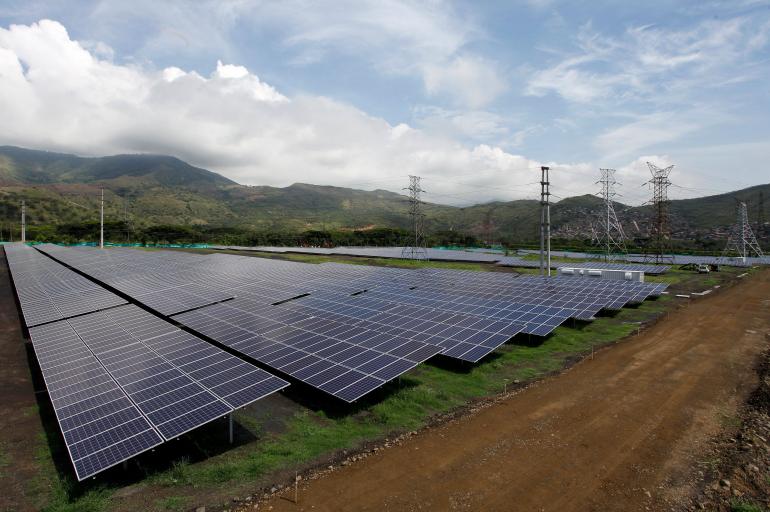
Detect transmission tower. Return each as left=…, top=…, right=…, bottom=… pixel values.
left=643, top=162, right=675, bottom=264
left=757, top=191, right=766, bottom=239
left=721, top=201, right=764, bottom=261
left=595, top=168, right=627, bottom=261
left=401, top=175, right=428, bottom=260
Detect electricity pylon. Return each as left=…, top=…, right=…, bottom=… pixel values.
left=643, top=162, right=675, bottom=264
left=596, top=168, right=626, bottom=261
left=401, top=175, right=428, bottom=260
left=721, top=201, right=764, bottom=261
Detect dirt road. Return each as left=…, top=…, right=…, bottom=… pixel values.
left=267, top=270, right=770, bottom=512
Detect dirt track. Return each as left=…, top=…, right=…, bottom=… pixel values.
left=267, top=270, right=770, bottom=512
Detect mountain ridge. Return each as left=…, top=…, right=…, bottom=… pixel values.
left=0, top=145, right=767, bottom=243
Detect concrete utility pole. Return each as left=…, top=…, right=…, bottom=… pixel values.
left=100, top=188, right=104, bottom=249
left=539, top=166, right=551, bottom=276
left=21, top=200, right=26, bottom=243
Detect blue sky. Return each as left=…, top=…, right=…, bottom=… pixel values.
left=0, top=0, right=768, bottom=205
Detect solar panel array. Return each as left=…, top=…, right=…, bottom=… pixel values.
left=36, top=244, right=234, bottom=315
left=175, top=298, right=445, bottom=401
left=4, top=244, right=289, bottom=481
left=212, top=245, right=502, bottom=262
left=5, top=243, right=126, bottom=326
left=28, top=244, right=666, bottom=397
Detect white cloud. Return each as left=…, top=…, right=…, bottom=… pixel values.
left=526, top=16, right=770, bottom=105
left=0, top=19, right=642, bottom=206
left=80, top=0, right=506, bottom=109
left=594, top=112, right=701, bottom=161
left=412, top=106, right=509, bottom=142
left=423, top=54, right=506, bottom=108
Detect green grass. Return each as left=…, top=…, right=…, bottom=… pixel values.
left=154, top=496, right=189, bottom=511
left=0, top=443, right=10, bottom=477
left=730, top=499, right=764, bottom=512
left=31, top=427, right=110, bottom=512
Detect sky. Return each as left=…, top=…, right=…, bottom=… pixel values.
left=0, top=0, right=769, bottom=206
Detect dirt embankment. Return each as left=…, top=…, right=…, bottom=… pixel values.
left=259, top=269, right=770, bottom=512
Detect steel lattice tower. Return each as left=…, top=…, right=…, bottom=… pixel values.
left=596, top=168, right=627, bottom=261
left=401, top=175, right=428, bottom=260
left=643, top=162, right=675, bottom=263
left=758, top=191, right=766, bottom=239
left=722, top=201, right=764, bottom=261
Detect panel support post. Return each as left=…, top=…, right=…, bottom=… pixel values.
left=228, top=414, right=233, bottom=444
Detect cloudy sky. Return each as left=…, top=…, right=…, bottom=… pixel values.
left=0, top=1, right=769, bottom=206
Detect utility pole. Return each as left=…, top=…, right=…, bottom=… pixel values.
left=722, top=201, right=764, bottom=261
left=643, top=162, right=674, bottom=264
left=539, top=166, right=551, bottom=276
left=401, top=175, right=428, bottom=260
left=596, top=168, right=627, bottom=261
left=100, top=187, right=104, bottom=249
left=21, top=199, right=26, bottom=243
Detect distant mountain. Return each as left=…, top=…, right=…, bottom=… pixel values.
left=0, top=145, right=767, bottom=243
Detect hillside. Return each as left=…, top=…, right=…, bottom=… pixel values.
left=0, top=146, right=767, bottom=243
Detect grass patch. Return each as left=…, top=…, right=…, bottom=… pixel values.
left=730, top=499, right=764, bottom=512
left=0, top=443, right=10, bottom=477
left=154, top=496, right=189, bottom=511
left=32, top=426, right=110, bottom=512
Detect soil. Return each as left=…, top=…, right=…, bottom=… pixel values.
left=0, top=251, right=49, bottom=512
left=258, top=268, right=770, bottom=512
left=684, top=348, right=770, bottom=510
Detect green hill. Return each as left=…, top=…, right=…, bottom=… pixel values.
left=0, top=146, right=767, bottom=245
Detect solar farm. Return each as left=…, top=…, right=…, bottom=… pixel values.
left=2, top=241, right=675, bottom=485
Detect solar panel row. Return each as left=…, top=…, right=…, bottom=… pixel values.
left=174, top=297, right=445, bottom=402
left=212, top=245, right=504, bottom=263
left=5, top=243, right=126, bottom=326
left=5, top=244, right=289, bottom=480
left=35, top=244, right=235, bottom=315
left=27, top=304, right=289, bottom=481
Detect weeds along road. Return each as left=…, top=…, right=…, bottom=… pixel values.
left=266, top=269, right=770, bottom=512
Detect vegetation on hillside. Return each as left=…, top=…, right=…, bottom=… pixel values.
left=1, top=146, right=768, bottom=250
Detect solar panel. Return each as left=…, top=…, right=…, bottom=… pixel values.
left=25, top=301, right=288, bottom=481
left=174, top=297, right=444, bottom=402
left=27, top=320, right=164, bottom=481
left=35, top=245, right=236, bottom=316
left=4, top=243, right=127, bottom=327
left=214, top=245, right=502, bottom=262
